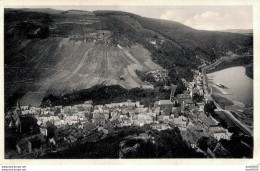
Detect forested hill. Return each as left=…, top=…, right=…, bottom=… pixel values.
left=4, top=9, right=253, bottom=107
left=93, top=10, right=252, bottom=63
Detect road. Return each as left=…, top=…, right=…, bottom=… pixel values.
left=200, top=57, right=253, bottom=137
left=206, top=94, right=253, bottom=136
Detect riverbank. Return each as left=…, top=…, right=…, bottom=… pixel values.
left=210, top=83, right=253, bottom=131
left=205, top=55, right=253, bottom=78
left=206, top=55, right=252, bottom=72
left=245, top=63, right=253, bottom=79
left=204, top=55, right=253, bottom=132
left=211, top=94, right=234, bottom=109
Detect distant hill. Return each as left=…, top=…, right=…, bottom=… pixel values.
left=218, top=29, right=253, bottom=35
left=4, top=8, right=253, bottom=108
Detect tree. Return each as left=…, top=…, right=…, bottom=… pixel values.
left=54, top=108, right=61, bottom=116
left=20, top=116, right=40, bottom=135
left=204, top=101, right=216, bottom=116
left=197, top=136, right=217, bottom=152
left=197, top=137, right=209, bottom=151
left=46, top=121, right=55, bottom=139
left=193, top=92, right=203, bottom=103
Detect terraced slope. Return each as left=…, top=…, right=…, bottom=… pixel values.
left=5, top=36, right=161, bottom=106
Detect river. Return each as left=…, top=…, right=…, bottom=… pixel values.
left=207, top=66, right=253, bottom=106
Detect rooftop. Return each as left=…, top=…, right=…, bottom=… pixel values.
left=184, top=99, right=194, bottom=104
left=158, top=100, right=173, bottom=105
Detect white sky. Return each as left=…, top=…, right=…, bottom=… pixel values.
left=9, top=6, right=253, bottom=30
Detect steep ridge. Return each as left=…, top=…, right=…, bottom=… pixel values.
left=4, top=9, right=253, bottom=107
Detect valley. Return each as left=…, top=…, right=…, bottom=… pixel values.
left=4, top=8, right=253, bottom=108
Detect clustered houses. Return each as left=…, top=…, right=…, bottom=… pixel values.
left=5, top=70, right=233, bottom=158
left=146, top=69, right=168, bottom=82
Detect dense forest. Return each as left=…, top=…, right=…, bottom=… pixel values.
left=40, top=85, right=173, bottom=107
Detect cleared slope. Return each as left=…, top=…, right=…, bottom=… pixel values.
left=5, top=37, right=162, bottom=106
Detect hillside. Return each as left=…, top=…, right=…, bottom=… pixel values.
left=218, top=29, right=253, bottom=35
left=4, top=9, right=253, bottom=108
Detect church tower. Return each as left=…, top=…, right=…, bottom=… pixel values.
left=16, top=99, right=21, bottom=110
left=190, top=88, right=193, bottom=98
left=16, top=99, right=21, bottom=115
left=170, top=84, right=177, bottom=102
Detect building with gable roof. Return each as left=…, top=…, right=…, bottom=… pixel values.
left=158, top=100, right=173, bottom=115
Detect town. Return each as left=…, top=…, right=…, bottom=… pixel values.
left=5, top=69, right=247, bottom=158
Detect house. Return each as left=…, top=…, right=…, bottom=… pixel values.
left=157, top=115, right=164, bottom=122
left=181, top=78, right=189, bottom=87
left=94, top=105, right=104, bottom=111
left=135, top=101, right=141, bottom=107
left=111, top=119, right=120, bottom=127
left=199, top=89, right=204, bottom=96
left=194, top=125, right=204, bottom=133
left=154, top=107, right=160, bottom=114
left=54, top=127, right=64, bottom=137
left=173, top=116, right=187, bottom=130
left=84, top=100, right=93, bottom=105
left=172, top=107, right=181, bottom=115
left=152, top=124, right=171, bottom=131
left=158, top=100, right=173, bottom=115
left=74, top=131, right=84, bottom=140
left=196, top=102, right=205, bottom=112
left=50, top=115, right=60, bottom=121
left=212, top=130, right=228, bottom=141
left=133, top=119, right=146, bottom=127
left=81, top=104, right=93, bottom=111
left=162, top=115, right=173, bottom=123
left=189, top=88, right=199, bottom=98
left=49, top=137, right=57, bottom=146
left=137, top=114, right=153, bottom=124
left=176, top=94, right=191, bottom=104
left=136, top=107, right=148, bottom=113
left=54, top=106, right=62, bottom=110
left=185, top=125, right=206, bottom=149
left=40, top=126, right=48, bottom=136
left=183, top=99, right=195, bottom=110
left=75, top=105, right=85, bottom=112
left=120, top=119, right=132, bottom=127
left=198, top=114, right=219, bottom=131
left=67, top=135, right=77, bottom=144
left=70, top=106, right=78, bottom=114
left=110, top=111, right=120, bottom=121
left=104, top=113, right=110, bottom=121
left=83, top=122, right=96, bottom=133
left=77, top=123, right=84, bottom=129
left=21, top=110, right=29, bottom=115
left=93, top=113, right=105, bottom=126
left=21, top=106, right=29, bottom=110
left=148, top=112, right=157, bottom=118
left=102, top=122, right=114, bottom=134
left=63, top=106, right=72, bottom=114
left=185, top=132, right=197, bottom=149
left=212, top=128, right=232, bottom=141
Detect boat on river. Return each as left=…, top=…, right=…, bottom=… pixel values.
left=216, top=83, right=228, bottom=89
